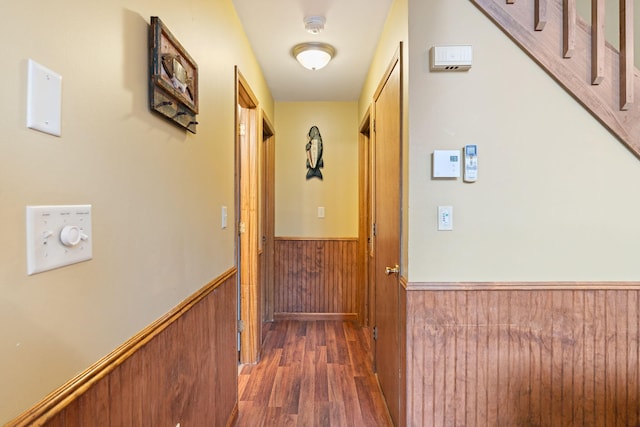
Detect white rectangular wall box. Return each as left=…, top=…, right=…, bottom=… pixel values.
left=27, top=59, right=62, bottom=137
left=433, top=150, right=461, bottom=178
left=26, top=205, right=92, bottom=275
left=430, top=45, right=473, bottom=71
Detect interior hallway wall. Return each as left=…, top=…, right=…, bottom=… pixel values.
left=405, top=0, right=640, bottom=282
left=274, top=102, right=359, bottom=238
left=0, top=0, right=273, bottom=422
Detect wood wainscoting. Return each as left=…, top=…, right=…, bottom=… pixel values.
left=273, top=238, right=360, bottom=321
left=405, top=283, right=640, bottom=427
left=8, top=269, right=238, bottom=427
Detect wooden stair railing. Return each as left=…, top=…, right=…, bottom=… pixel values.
left=470, top=0, right=640, bottom=159
left=620, top=0, right=634, bottom=110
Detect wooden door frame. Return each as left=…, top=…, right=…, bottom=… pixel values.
left=235, top=67, right=261, bottom=364
left=261, top=114, right=275, bottom=324
left=358, top=108, right=373, bottom=328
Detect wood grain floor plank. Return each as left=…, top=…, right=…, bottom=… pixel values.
left=235, top=320, right=391, bottom=426
left=296, top=349, right=316, bottom=426
left=337, top=363, right=365, bottom=426
left=268, top=367, right=290, bottom=409
left=314, top=345, right=329, bottom=402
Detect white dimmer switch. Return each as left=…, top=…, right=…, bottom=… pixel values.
left=26, top=205, right=92, bottom=275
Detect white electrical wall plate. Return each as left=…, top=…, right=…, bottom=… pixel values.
left=438, top=206, right=453, bottom=231
left=26, top=59, right=62, bottom=136
left=26, top=205, right=92, bottom=275
left=221, top=206, right=228, bottom=229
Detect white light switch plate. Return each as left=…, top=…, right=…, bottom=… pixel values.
left=27, top=59, right=62, bottom=137
left=26, top=205, right=92, bottom=275
left=438, top=206, right=453, bottom=231
left=221, top=206, right=228, bottom=229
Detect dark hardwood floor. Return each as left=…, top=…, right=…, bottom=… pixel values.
left=235, top=320, right=393, bottom=426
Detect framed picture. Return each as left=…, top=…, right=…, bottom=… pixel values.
left=149, top=16, right=199, bottom=133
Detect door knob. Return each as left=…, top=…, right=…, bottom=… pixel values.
left=385, top=264, right=399, bottom=275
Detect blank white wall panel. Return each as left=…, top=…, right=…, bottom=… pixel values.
left=26, top=59, right=62, bottom=137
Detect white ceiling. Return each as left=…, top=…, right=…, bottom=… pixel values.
left=232, top=0, right=393, bottom=102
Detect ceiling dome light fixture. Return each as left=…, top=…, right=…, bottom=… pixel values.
left=292, top=42, right=336, bottom=71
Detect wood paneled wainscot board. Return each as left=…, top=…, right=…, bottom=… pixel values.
left=7, top=269, right=238, bottom=427
left=406, top=284, right=640, bottom=427
left=274, top=238, right=359, bottom=321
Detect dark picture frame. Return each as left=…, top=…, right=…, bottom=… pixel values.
left=149, top=16, right=199, bottom=133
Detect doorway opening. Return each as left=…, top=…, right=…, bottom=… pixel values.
left=236, top=67, right=261, bottom=364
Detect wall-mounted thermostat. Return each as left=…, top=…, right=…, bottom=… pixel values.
left=430, top=45, right=473, bottom=71
left=433, top=150, right=461, bottom=178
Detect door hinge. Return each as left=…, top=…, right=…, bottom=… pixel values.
left=238, top=319, right=245, bottom=333
left=372, top=326, right=378, bottom=341
left=238, top=221, right=246, bottom=234
left=239, top=123, right=246, bottom=136
left=372, top=223, right=377, bottom=237
left=373, top=119, right=376, bottom=133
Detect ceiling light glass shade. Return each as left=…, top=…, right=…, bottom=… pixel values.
left=292, top=42, right=336, bottom=71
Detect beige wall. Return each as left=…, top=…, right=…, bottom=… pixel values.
left=274, top=102, right=359, bottom=237
left=406, top=0, right=640, bottom=281
left=0, top=0, right=272, bottom=422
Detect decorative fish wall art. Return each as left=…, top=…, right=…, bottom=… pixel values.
left=306, top=126, right=324, bottom=180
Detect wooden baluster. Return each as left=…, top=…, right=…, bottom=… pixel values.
left=563, top=0, right=576, bottom=57
left=535, top=0, right=547, bottom=31
left=620, top=0, right=634, bottom=110
left=591, top=0, right=605, bottom=84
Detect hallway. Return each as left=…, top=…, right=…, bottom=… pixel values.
left=235, top=320, right=393, bottom=426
